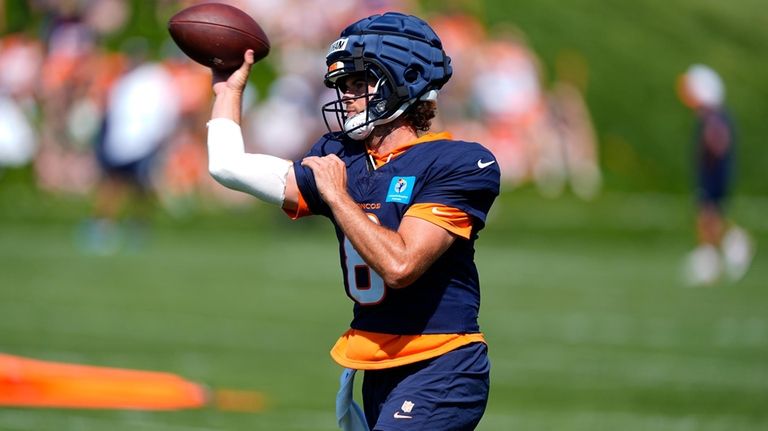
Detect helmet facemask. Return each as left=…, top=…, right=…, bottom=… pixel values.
left=322, top=65, right=404, bottom=141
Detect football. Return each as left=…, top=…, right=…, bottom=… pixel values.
left=167, top=3, right=270, bottom=71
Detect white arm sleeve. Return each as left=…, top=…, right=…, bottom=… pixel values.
left=206, top=118, right=292, bottom=206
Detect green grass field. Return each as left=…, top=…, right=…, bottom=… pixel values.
left=1, top=1, right=766, bottom=429
left=0, top=190, right=766, bottom=430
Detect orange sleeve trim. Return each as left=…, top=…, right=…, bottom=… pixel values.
left=282, top=189, right=312, bottom=220
left=404, top=203, right=473, bottom=239
left=330, top=329, right=485, bottom=370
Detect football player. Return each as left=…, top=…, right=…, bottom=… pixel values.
left=678, top=64, right=754, bottom=285
left=206, top=12, right=500, bottom=430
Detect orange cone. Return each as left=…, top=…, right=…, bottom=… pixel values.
left=0, top=353, right=207, bottom=410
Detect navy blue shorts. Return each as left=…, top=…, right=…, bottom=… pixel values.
left=94, top=117, right=158, bottom=190
left=362, top=342, right=490, bottom=431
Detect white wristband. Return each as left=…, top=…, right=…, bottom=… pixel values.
left=206, top=118, right=291, bottom=206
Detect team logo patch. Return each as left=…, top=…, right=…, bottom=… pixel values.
left=394, top=400, right=415, bottom=419
left=386, top=176, right=416, bottom=203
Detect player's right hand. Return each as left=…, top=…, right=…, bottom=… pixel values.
left=301, top=154, right=348, bottom=207
left=212, top=49, right=254, bottom=96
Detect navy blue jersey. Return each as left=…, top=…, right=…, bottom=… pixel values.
left=694, top=108, right=735, bottom=207
left=292, top=132, right=500, bottom=335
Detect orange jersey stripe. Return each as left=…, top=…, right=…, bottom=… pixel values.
left=368, top=131, right=453, bottom=167
left=330, top=329, right=485, bottom=370
left=404, top=203, right=473, bottom=239
left=283, top=188, right=312, bottom=219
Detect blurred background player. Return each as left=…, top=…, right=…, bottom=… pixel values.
left=81, top=44, right=180, bottom=254
left=545, top=49, right=601, bottom=200
left=677, top=64, right=755, bottom=285
left=0, top=33, right=41, bottom=173
left=205, top=12, right=500, bottom=431
left=468, top=26, right=547, bottom=188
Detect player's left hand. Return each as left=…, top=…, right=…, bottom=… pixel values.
left=212, top=49, right=254, bottom=96
left=301, top=155, right=347, bottom=205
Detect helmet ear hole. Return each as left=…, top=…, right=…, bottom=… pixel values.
left=404, top=66, right=421, bottom=83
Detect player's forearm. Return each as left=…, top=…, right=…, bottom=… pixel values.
left=210, top=49, right=253, bottom=123
left=211, top=87, right=243, bottom=124
left=206, top=118, right=291, bottom=205
left=327, top=195, right=418, bottom=289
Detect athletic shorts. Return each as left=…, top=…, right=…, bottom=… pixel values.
left=362, top=342, right=490, bottom=431
left=94, top=119, right=159, bottom=190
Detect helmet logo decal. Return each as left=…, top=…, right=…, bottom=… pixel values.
left=327, top=38, right=349, bottom=56
left=328, top=61, right=345, bottom=74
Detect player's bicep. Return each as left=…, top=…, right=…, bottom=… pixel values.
left=398, top=215, right=456, bottom=275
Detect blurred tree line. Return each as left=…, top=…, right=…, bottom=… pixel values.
left=447, top=0, right=768, bottom=195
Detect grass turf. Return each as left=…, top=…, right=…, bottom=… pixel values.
left=0, top=190, right=766, bottom=430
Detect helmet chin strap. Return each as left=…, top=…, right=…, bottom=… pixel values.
left=343, top=104, right=407, bottom=140
left=343, top=112, right=376, bottom=140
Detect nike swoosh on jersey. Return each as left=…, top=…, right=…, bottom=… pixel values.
left=431, top=207, right=455, bottom=217
left=477, top=159, right=496, bottom=169
left=393, top=412, right=413, bottom=419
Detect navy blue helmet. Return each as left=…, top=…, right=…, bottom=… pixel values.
left=321, top=12, right=453, bottom=140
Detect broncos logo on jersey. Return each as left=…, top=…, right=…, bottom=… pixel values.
left=395, top=178, right=407, bottom=193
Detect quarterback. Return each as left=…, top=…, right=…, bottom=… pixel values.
left=206, top=12, right=501, bottom=430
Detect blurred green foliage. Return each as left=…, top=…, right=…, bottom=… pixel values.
left=2, top=0, right=766, bottom=194
left=422, top=0, right=768, bottom=194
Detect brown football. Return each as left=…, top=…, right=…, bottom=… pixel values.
left=167, top=3, right=270, bottom=71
